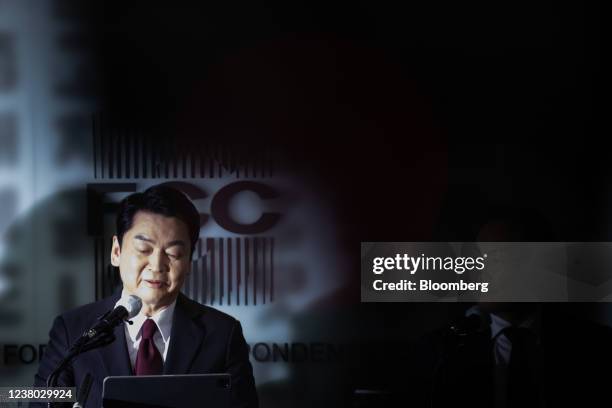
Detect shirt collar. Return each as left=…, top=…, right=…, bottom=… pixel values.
left=490, top=311, right=541, bottom=343
left=465, top=305, right=541, bottom=341
left=490, top=312, right=513, bottom=339
left=115, top=291, right=176, bottom=343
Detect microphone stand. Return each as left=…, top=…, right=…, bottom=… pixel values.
left=46, top=330, right=117, bottom=408
left=429, top=314, right=484, bottom=408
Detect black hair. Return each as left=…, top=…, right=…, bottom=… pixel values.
left=474, top=206, right=556, bottom=242
left=115, top=185, right=200, bottom=256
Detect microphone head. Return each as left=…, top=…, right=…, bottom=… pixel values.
left=116, top=295, right=142, bottom=319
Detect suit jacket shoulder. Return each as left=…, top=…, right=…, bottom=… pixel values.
left=177, top=294, right=240, bottom=331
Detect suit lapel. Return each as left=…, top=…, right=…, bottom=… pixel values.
left=96, top=292, right=133, bottom=377
left=163, top=294, right=206, bottom=374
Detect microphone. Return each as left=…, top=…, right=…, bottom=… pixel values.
left=448, top=313, right=483, bottom=336
left=47, top=296, right=142, bottom=405
left=88, top=295, right=142, bottom=337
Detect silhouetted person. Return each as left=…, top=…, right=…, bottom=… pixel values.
left=408, top=209, right=612, bottom=408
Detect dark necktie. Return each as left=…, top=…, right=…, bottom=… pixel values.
left=135, top=319, right=163, bottom=375
left=503, top=327, right=539, bottom=408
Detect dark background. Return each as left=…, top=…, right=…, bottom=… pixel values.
left=49, top=0, right=610, bottom=405
left=73, top=0, right=608, bottom=243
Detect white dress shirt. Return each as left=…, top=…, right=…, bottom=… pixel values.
left=114, top=294, right=176, bottom=370
left=489, top=312, right=540, bottom=365
left=474, top=309, right=541, bottom=408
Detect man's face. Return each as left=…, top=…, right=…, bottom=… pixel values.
left=111, top=211, right=191, bottom=313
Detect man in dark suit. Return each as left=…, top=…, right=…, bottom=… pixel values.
left=409, top=302, right=612, bottom=408
left=33, top=185, right=258, bottom=408
left=405, top=211, right=612, bottom=408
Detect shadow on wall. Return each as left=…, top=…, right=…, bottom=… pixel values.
left=0, top=188, right=91, bottom=385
